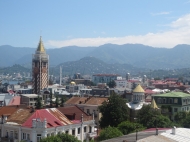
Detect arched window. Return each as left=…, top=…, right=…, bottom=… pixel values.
left=169, top=98, right=173, bottom=104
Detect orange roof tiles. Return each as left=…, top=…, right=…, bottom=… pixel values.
left=7, top=108, right=32, bottom=124
left=0, top=106, right=18, bottom=116
left=65, top=97, right=87, bottom=104
left=46, top=108, right=72, bottom=125
left=85, top=97, right=108, bottom=105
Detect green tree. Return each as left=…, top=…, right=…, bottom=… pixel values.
left=35, top=95, right=42, bottom=109
left=60, top=96, right=66, bottom=107
left=117, top=121, right=145, bottom=135
left=137, top=105, right=172, bottom=128
left=174, top=111, right=187, bottom=126
left=108, top=80, right=116, bottom=88
left=50, top=92, right=53, bottom=108
left=98, top=126, right=123, bottom=141
left=99, top=93, right=129, bottom=128
left=40, top=136, right=62, bottom=142
left=55, top=95, right=59, bottom=108
left=58, top=133, right=81, bottom=142
left=40, top=133, right=81, bottom=142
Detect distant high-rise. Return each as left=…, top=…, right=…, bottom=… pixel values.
left=32, top=36, right=49, bottom=94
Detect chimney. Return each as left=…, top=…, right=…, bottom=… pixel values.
left=172, top=126, right=176, bottom=135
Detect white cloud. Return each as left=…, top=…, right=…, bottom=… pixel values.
left=46, top=14, right=190, bottom=48
left=151, top=11, right=171, bottom=16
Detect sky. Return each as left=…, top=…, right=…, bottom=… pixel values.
left=1, top=0, right=190, bottom=49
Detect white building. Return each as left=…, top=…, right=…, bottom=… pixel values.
left=0, top=106, right=96, bottom=142
left=92, top=74, right=121, bottom=85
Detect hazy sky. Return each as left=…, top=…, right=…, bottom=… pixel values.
left=1, top=0, right=190, bottom=48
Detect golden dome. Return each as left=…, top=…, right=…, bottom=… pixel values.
left=36, top=36, right=45, bottom=52
left=70, top=81, right=76, bottom=85
left=133, top=84, right=144, bottom=93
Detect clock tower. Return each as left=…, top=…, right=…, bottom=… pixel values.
left=32, top=36, right=49, bottom=94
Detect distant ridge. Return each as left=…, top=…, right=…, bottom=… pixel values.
left=1, top=44, right=190, bottom=69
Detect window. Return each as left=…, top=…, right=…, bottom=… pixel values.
left=22, top=133, right=26, bottom=139
left=65, top=130, right=69, bottom=134
left=158, top=98, right=161, bottom=103
left=84, top=126, right=86, bottom=132
left=37, top=134, right=41, bottom=142
left=72, top=129, right=75, bottom=135
left=174, top=99, right=178, bottom=103
left=10, top=131, right=13, bottom=139
left=78, top=128, right=80, bottom=134
left=169, top=98, right=173, bottom=104
left=14, top=131, right=18, bottom=139
left=87, top=109, right=90, bottom=114
left=43, top=62, right=46, bottom=67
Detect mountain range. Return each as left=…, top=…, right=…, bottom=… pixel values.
left=1, top=44, right=190, bottom=69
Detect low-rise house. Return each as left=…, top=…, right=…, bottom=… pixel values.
left=20, top=94, right=41, bottom=107
left=153, top=92, right=190, bottom=120
left=0, top=105, right=96, bottom=142
left=64, top=97, right=108, bottom=126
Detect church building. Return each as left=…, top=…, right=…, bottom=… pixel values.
left=32, top=36, right=49, bottom=94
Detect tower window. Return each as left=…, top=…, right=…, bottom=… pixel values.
left=43, top=62, right=46, bottom=67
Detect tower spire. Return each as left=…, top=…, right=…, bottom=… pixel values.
left=36, top=36, right=45, bottom=52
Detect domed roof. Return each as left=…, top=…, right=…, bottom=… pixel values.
left=133, top=84, right=144, bottom=93
left=70, top=81, right=76, bottom=85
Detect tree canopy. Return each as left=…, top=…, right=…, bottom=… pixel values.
left=117, top=121, right=145, bottom=135
left=40, top=133, right=81, bottom=142
left=99, top=93, right=129, bottom=128
left=35, top=95, right=42, bottom=109
left=136, top=105, right=172, bottom=128
left=98, top=126, right=123, bottom=141
left=108, top=80, right=116, bottom=88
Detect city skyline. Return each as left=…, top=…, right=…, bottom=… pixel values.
left=1, top=0, right=190, bottom=48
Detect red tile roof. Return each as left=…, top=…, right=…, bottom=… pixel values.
left=8, top=96, right=20, bottom=106
left=57, top=106, right=92, bottom=123
left=145, top=89, right=156, bottom=94
left=22, top=109, right=65, bottom=128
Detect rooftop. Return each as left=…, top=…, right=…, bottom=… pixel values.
left=93, top=74, right=120, bottom=77
left=133, top=85, right=145, bottom=93
left=21, top=94, right=38, bottom=97
left=152, top=92, right=190, bottom=98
